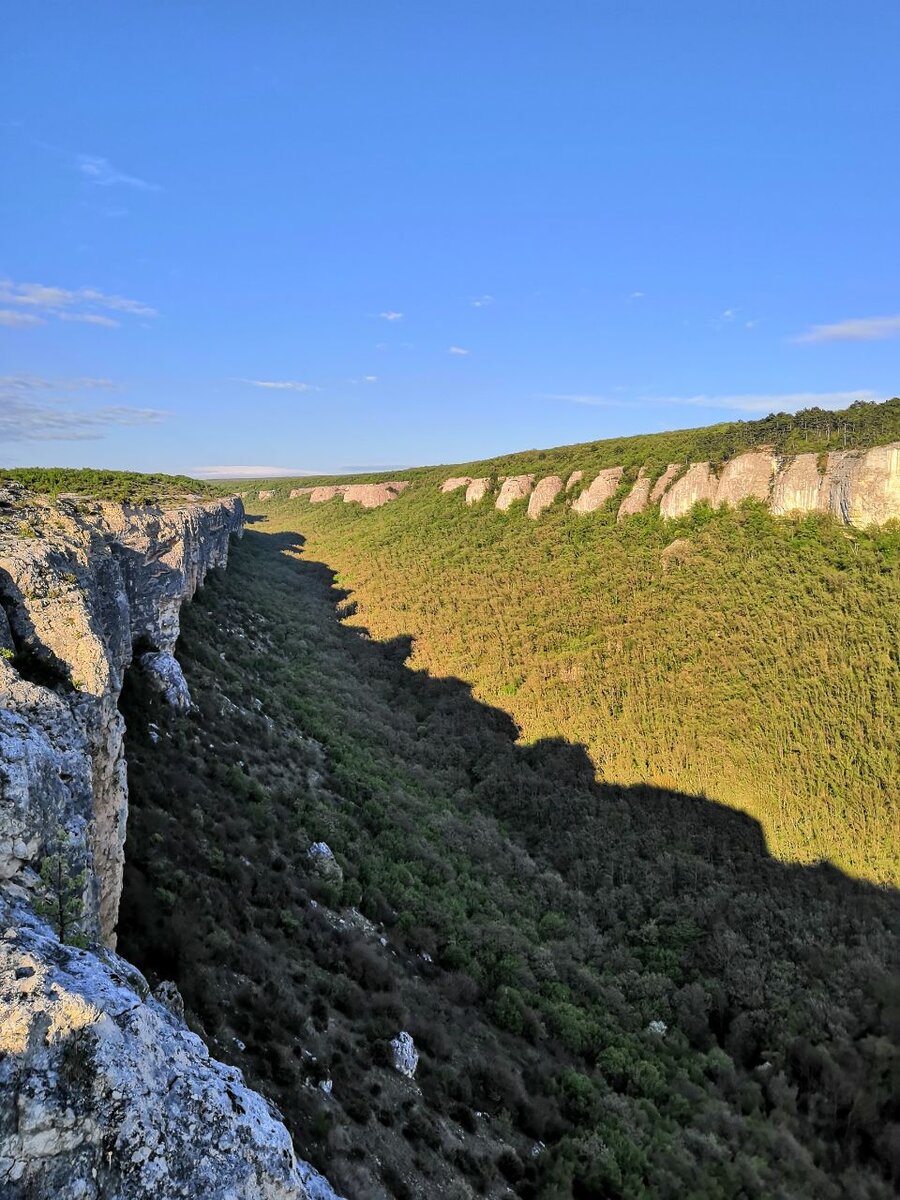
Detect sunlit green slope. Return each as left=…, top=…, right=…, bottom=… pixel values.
left=244, top=399, right=900, bottom=884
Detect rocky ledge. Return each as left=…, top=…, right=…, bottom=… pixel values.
left=0, top=486, right=346, bottom=1198
left=0, top=897, right=341, bottom=1200
left=0, top=487, right=244, bottom=945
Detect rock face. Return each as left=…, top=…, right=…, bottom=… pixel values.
left=304, top=483, right=408, bottom=508
left=342, top=482, right=408, bottom=508
left=289, top=488, right=314, bottom=500
left=258, top=490, right=275, bottom=501
left=440, top=442, right=900, bottom=526
left=307, top=841, right=343, bottom=884
left=715, top=451, right=776, bottom=508
left=390, top=1031, right=419, bottom=1079
left=527, top=476, right=563, bottom=519
left=0, top=487, right=244, bottom=945
left=496, top=475, right=535, bottom=511
left=0, top=898, right=343, bottom=1200
left=649, top=464, right=681, bottom=505
left=465, top=478, right=490, bottom=504
left=617, top=468, right=652, bottom=521
left=659, top=463, right=718, bottom=519
left=137, top=651, right=192, bottom=712
left=570, top=468, right=624, bottom=514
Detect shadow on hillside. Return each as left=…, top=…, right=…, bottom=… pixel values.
left=254, top=527, right=897, bottom=911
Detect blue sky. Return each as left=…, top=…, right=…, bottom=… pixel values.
left=2, top=1, right=899, bottom=476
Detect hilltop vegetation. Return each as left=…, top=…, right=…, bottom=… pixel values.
left=0, top=466, right=226, bottom=505
left=119, top=522, right=900, bottom=1199
left=244, top=399, right=900, bottom=887
left=244, top=396, right=900, bottom=492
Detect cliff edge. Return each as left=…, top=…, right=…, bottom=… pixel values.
left=0, top=486, right=343, bottom=1199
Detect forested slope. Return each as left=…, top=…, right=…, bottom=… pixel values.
left=118, top=519, right=900, bottom=1199
left=241, top=400, right=900, bottom=886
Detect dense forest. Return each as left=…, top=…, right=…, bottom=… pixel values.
left=239, top=399, right=900, bottom=887
left=119, top=516, right=900, bottom=1198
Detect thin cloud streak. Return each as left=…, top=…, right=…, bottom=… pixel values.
left=76, top=154, right=161, bottom=191
left=379, top=311, right=403, bottom=321
left=791, top=315, right=900, bottom=343
left=193, top=465, right=314, bottom=478
left=240, top=379, right=317, bottom=392
left=0, top=310, right=44, bottom=328
left=0, top=278, right=157, bottom=326
left=448, top=346, right=469, bottom=355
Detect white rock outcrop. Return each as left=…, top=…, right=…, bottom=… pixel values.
left=527, top=476, right=563, bottom=519
left=302, top=483, right=408, bottom=508
left=0, top=899, right=343, bottom=1200
left=441, top=441, right=900, bottom=526
left=390, top=1031, right=419, bottom=1079
left=495, top=476, right=535, bottom=511
left=465, top=478, right=490, bottom=504
left=570, top=467, right=624, bottom=514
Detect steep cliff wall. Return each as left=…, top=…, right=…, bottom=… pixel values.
left=0, top=486, right=345, bottom=1199
left=0, top=487, right=243, bottom=945
left=438, top=442, right=900, bottom=527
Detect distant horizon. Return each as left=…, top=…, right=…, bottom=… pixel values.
left=4, top=393, right=897, bottom=483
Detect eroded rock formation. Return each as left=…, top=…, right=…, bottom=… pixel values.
left=440, top=443, right=900, bottom=527
left=465, top=478, right=490, bottom=504
left=570, top=467, right=624, bottom=514
left=496, top=475, right=535, bottom=511
left=0, top=487, right=243, bottom=944
left=299, top=483, right=409, bottom=508
left=527, top=476, right=563, bottom=519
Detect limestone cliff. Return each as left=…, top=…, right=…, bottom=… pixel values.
left=438, top=442, right=900, bottom=528
left=0, top=486, right=344, bottom=1199
left=0, top=898, right=341, bottom=1200
left=0, top=487, right=243, bottom=945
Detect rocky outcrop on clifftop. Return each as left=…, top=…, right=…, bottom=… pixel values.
left=0, top=897, right=342, bottom=1200
left=292, top=482, right=409, bottom=508
left=439, top=442, right=900, bottom=528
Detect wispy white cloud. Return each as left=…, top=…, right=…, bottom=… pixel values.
left=364, top=375, right=378, bottom=383
left=470, top=295, right=493, bottom=307
left=379, top=311, right=403, bottom=321
left=76, top=154, right=161, bottom=192
left=0, top=309, right=45, bottom=328
left=59, top=312, right=120, bottom=327
left=0, top=278, right=156, bottom=328
left=0, top=376, right=166, bottom=441
left=790, top=314, right=900, bottom=343
left=193, top=465, right=313, bottom=478
left=448, top=346, right=469, bottom=355
left=627, top=291, right=645, bottom=301
left=240, top=379, right=317, bottom=392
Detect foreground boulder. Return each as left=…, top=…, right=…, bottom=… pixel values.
left=0, top=900, right=342, bottom=1200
